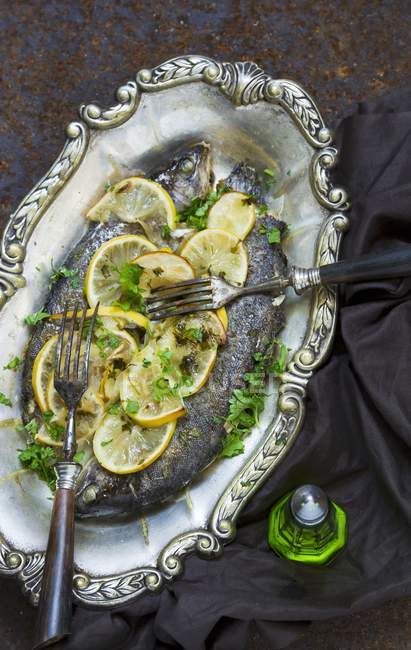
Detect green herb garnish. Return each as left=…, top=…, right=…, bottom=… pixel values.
left=124, top=400, right=139, bottom=416
left=162, top=224, right=172, bottom=240
left=112, top=262, right=146, bottom=313
left=142, top=358, right=152, bottom=368
left=73, top=450, right=85, bottom=464
left=101, top=439, right=113, bottom=447
left=0, top=392, right=12, bottom=407
left=267, top=227, right=281, bottom=244
left=3, top=356, right=21, bottom=371
left=256, top=204, right=268, bottom=216
left=108, top=402, right=122, bottom=416
left=151, top=377, right=176, bottom=402
left=220, top=340, right=289, bottom=458
left=24, top=309, right=50, bottom=326
left=267, top=339, right=289, bottom=377
left=95, top=328, right=120, bottom=359
left=182, top=327, right=204, bottom=343
left=157, top=348, right=173, bottom=373
left=49, top=260, right=80, bottom=289
left=18, top=444, right=57, bottom=491
left=177, top=185, right=230, bottom=230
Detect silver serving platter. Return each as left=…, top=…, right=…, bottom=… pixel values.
left=0, top=56, right=349, bottom=608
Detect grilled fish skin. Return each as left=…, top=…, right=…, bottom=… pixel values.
left=219, top=162, right=263, bottom=201
left=74, top=179, right=287, bottom=518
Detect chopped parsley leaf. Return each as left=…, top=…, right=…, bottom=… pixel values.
left=18, top=443, right=57, bottom=491
left=3, top=356, right=21, bottom=371
left=142, top=358, right=152, bottom=368
left=112, top=262, right=146, bottom=313
left=108, top=402, right=122, bottom=416
left=24, top=309, right=50, bottom=326
left=220, top=340, right=289, bottom=458
left=267, top=227, right=281, bottom=244
left=256, top=204, right=268, bottom=216
left=124, top=399, right=139, bottom=416
left=73, top=450, right=85, bottom=464
left=0, top=392, right=12, bottom=407
left=177, top=185, right=230, bottom=230
left=49, top=260, right=80, bottom=289
left=182, top=327, right=204, bottom=343
left=157, top=348, right=172, bottom=373
left=101, top=439, right=113, bottom=447
left=162, top=224, right=172, bottom=240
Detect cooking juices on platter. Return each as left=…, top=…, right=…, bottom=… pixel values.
left=20, top=143, right=288, bottom=518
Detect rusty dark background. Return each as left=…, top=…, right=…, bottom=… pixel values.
left=1, top=1, right=411, bottom=648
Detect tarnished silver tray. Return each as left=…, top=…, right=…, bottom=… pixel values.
left=0, top=56, right=349, bottom=608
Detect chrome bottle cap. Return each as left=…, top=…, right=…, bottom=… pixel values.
left=290, top=484, right=329, bottom=527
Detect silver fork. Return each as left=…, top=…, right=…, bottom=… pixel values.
left=145, top=246, right=411, bottom=320
left=34, top=300, right=99, bottom=650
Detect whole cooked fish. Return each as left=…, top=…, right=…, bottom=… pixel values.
left=22, top=145, right=286, bottom=518
left=74, top=165, right=287, bottom=518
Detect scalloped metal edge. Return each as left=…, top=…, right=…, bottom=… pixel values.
left=0, top=55, right=349, bottom=608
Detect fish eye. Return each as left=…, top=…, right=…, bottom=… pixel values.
left=179, top=157, right=195, bottom=174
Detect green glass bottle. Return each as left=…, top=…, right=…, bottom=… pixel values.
left=267, top=484, right=347, bottom=565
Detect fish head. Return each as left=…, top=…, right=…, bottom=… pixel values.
left=75, top=458, right=138, bottom=519
left=152, top=143, right=212, bottom=211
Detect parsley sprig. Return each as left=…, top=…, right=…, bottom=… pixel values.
left=0, top=391, right=12, bottom=407
left=24, top=309, right=50, bottom=326
left=112, top=262, right=146, bottom=313
left=17, top=418, right=57, bottom=491
left=177, top=185, right=230, bottom=230
left=220, top=340, right=289, bottom=458
left=49, top=260, right=80, bottom=289
left=3, top=356, right=21, bottom=371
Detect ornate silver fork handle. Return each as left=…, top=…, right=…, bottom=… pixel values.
left=146, top=247, right=411, bottom=320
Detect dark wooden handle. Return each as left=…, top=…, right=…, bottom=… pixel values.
left=33, top=487, right=76, bottom=648
left=319, top=247, right=411, bottom=285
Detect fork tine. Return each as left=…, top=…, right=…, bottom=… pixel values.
left=55, top=302, right=69, bottom=380
left=147, top=292, right=213, bottom=314
left=150, top=302, right=214, bottom=321
left=81, top=302, right=99, bottom=383
left=148, top=277, right=211, bottom=296
left=145, top=284, right=212, bottom=304
left=63, top=301, right=79, bottom=381
left=73, top=301, right=87, bottom=378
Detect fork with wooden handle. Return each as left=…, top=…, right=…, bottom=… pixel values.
left=145, top=247, right=411, bottom=320
left=33, top=301, right=99, bottom=649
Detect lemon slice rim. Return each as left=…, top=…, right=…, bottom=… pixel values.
left=32, top=335, right=58, bottom=413
left=50, top=305, right=150, bottom=332
left=93, top=414, right=177, bottom=474
left=207, top=191, right=256, bottom=240
left=86, top=176, right=177, bottom=228
left=84, top=233, right=158, bottom=308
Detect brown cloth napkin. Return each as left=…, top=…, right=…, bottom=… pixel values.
left=61, top=87, right=411, bottom=650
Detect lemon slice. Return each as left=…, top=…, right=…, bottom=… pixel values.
left=120, top=311, right=226, bottom=427
left=120, top=365, right=186, bottom=428
left=50, top=305, right=150, bottom=334
left=180, top=229, right=248, bottom=286
left=93, top=413, right=176, bottom=474
left=216, top=307, right=228, bottom=331
left=84, top=235, right=157, bottom=308
left=133, top=251, right=194, bottom=292
left=86, top=177, right=177, bottom=245
left=32, top=335, right=58, bottom=413
left=207, top=191, right=256, bottom=239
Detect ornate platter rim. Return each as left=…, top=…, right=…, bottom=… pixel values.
left=0, top=55, right=349, bottom=608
